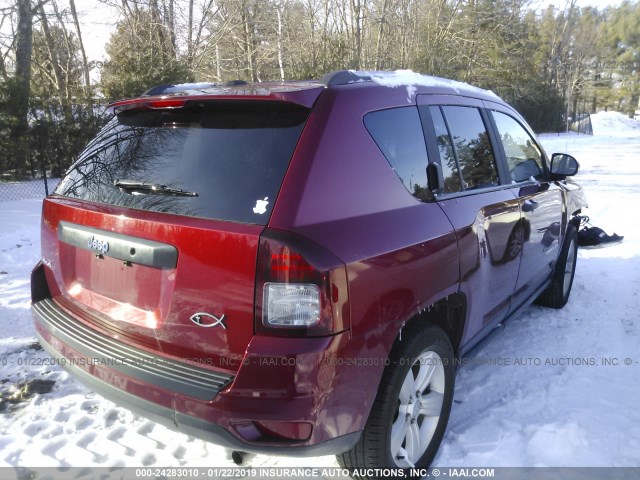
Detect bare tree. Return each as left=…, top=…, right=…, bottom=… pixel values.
left=37, top=3, right=72, bottom=119
left=68, top=0, right=92, bottom=105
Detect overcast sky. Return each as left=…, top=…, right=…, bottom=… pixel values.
left=76, top=0, right=629, bottom=61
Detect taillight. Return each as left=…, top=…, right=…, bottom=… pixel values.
left=264, top=283, right=321, bottom=327
left=255, top=229, right=349, bottom=336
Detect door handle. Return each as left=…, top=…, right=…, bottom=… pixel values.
left=522, top=199, right=539, bottom=212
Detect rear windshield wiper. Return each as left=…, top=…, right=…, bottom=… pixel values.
left=114, top=179, right=198, bottom=197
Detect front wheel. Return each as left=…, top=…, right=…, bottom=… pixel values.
left=536, top=224, right=578, bottom=308
left=337, top=325, right=455, bottom=476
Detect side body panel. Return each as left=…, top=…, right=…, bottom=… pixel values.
left=270, top=84, right=460, bottom=430
left=436, top=192, right=522, bottom=347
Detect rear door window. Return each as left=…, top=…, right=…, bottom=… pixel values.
left=364, top=106, right=431, bottom=201
left=440, top=106, right=499, bottom=190
left=55, top=101, right=309, bottom=225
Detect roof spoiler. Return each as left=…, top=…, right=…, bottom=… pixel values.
left=141, top=80, right=249, bottom=96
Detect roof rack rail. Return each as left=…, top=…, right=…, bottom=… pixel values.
left=318, top=70, right=371, bottom=86
left=142, top=84, right=176, bottom=96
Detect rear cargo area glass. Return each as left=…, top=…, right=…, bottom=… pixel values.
left=55, top=101, right=309, bottom=224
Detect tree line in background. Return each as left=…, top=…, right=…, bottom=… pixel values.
left=0, top=0, right=639, bottom=181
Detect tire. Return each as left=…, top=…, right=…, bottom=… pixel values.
left=536, top=224, right=578, bottom=309
left=337, top=325, right=455, bottom=478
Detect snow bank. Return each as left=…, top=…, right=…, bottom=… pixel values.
left=591, top=111, right=640, bottom=137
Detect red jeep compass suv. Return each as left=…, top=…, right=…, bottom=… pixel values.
left=31, top=70, right=585, bottom=471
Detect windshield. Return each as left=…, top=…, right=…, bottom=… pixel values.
left=55, top=101, right=309, bottom=224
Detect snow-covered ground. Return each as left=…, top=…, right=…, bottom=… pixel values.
left=1, top=112, right=639, bottom=471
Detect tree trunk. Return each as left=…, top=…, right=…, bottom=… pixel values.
left=39, top=6, right=72, bottom=119
left=68, top=0, right=92, bottom=109
left=215, top=43, right=222, bottom=81
left=0, top=45, right=7, bottom=80
left=187, top=0, right=194, bottom=62
left=167, top=0, right=177, bottom=56
left=13, top=0, right=34, bottom=176
left=15, top=0, right=33, bottom=108
left=375, top=0, right=389, bottom=70
left=629, top=94, right=639, bottom=119
left=242, top=3, right=256, bottom=81
left=352, top=0, right=362, bottom=69
left=276, top=5, right=285, bottom=81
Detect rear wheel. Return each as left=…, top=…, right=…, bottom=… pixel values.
left=536, top=224, right=578, bottom=308
left=337, top=325, right=454, bottom=477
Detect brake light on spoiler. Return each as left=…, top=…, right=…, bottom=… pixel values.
left=107, top=97, right=187, bottom=115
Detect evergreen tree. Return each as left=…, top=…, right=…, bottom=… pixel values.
left=603, top=0, right=640, bottom=117
left=101, top=9, right=193, bottom=101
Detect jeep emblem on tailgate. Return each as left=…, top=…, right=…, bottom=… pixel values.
left=87, top=235, right=109, bottom=254
left=190, top=312, right=227, bottom=329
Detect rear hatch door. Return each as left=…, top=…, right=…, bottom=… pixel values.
left=45, top=98, right=311, bottom=374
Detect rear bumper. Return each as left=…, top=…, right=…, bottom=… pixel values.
left=32, top=299, right=234, bottom=401
left=32, top=297, right=363, bottom=456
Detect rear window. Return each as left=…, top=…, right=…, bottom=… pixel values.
left=55, top=101, right=309, bottom=224
left=364, top=106, right=431, bottom=201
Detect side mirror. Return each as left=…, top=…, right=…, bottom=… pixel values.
left=550, top=153, right=579, bottom=177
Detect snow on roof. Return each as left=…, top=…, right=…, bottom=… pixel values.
left=159, top=83, right=218, bottom=94
left=353, top=69, right=501, bottom=103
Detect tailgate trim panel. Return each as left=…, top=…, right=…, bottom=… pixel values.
left=58, top=221, right=178, bottom=269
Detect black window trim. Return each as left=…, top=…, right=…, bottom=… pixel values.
left=418, top=104, right=446, bottom=196
left=417, top=99, right=508, bottom=201
left=423, top=181, right=526, bottom=200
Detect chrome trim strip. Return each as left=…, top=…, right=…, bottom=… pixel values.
left=58, top=221, right=178, bottom=269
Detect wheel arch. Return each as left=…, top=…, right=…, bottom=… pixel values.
left=392, top=293, right=467, bottom=357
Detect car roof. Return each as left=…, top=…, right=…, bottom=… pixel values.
left=108, top=70, right=504, bottom=113
left=319, top=70, right=503, bottom=103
